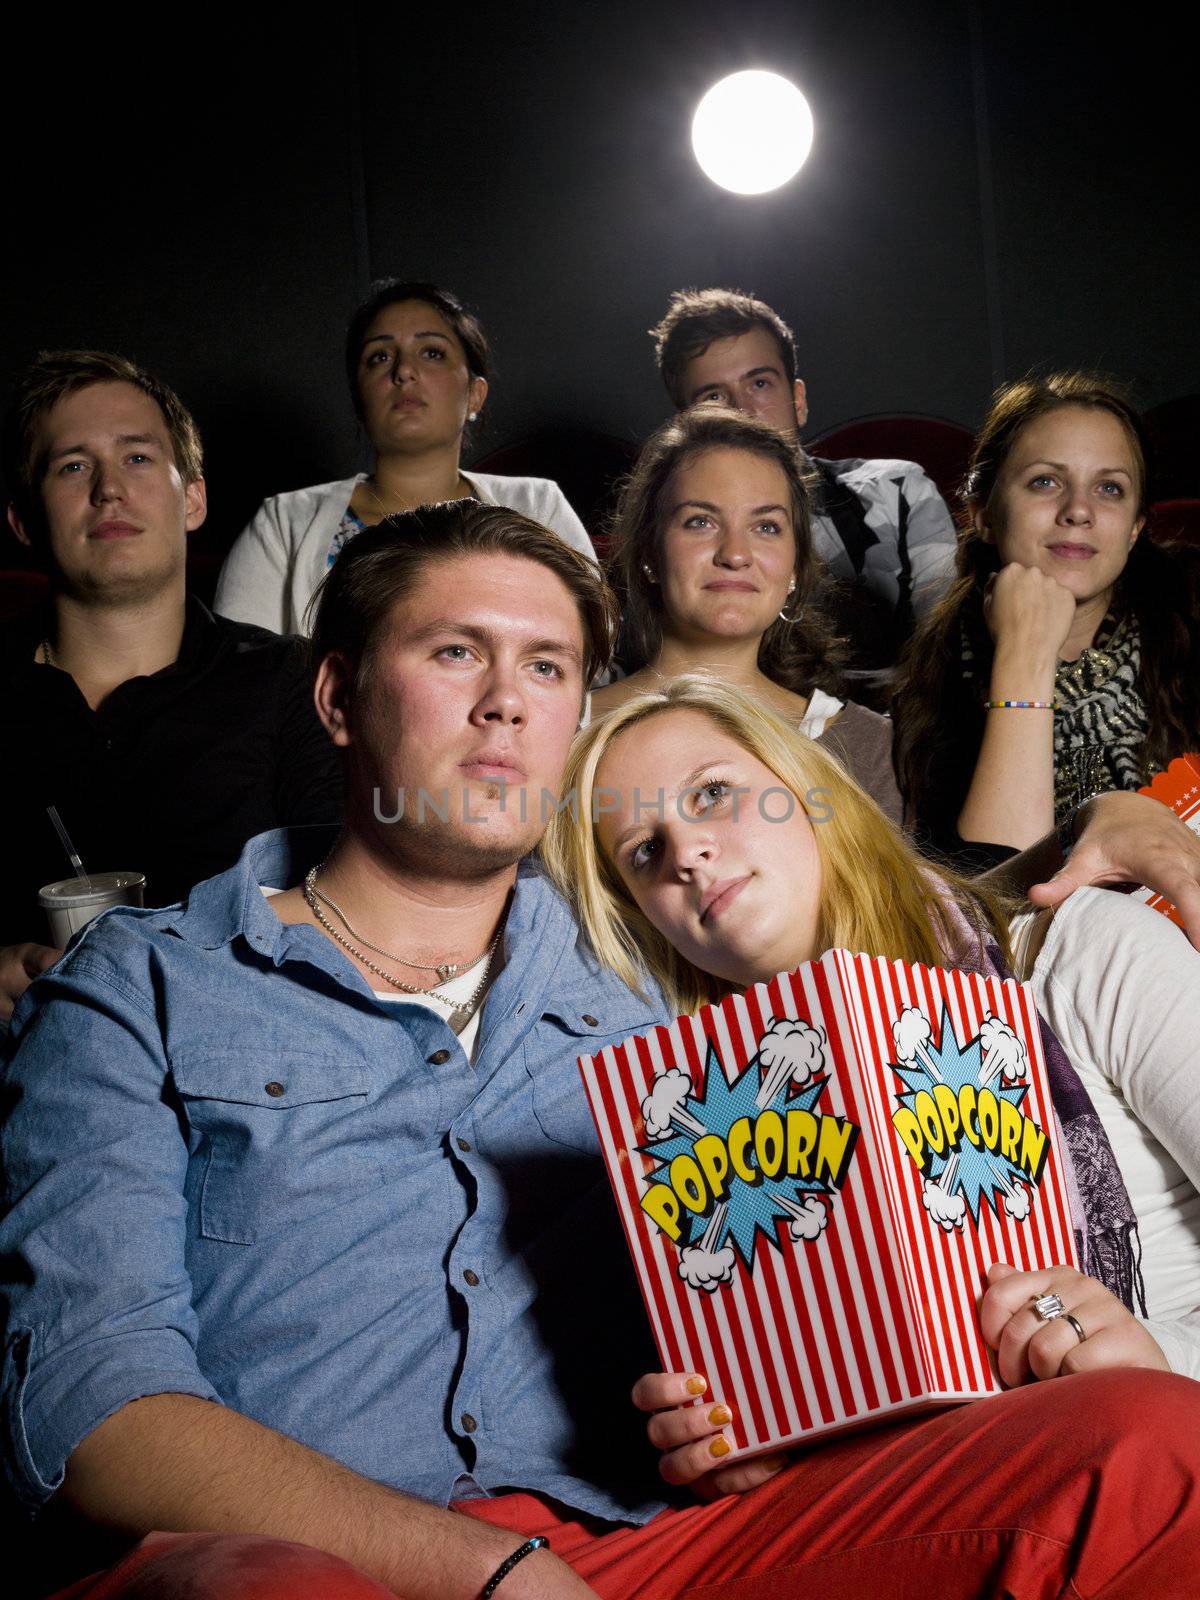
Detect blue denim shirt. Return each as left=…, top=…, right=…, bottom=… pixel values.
left=1, top=827, right=672, bottom=1521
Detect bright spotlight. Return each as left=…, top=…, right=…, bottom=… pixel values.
left=691, top=70, right=814, bottom=195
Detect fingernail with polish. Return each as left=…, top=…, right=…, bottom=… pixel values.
left=707, top=1404, right=732, bottom=1425
left=709, top=1437, right=731, bottom=1458
left=684, top=1375, right=707, bottom=1396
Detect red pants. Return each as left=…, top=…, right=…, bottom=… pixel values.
left=47, top=1370, right=1200, bottom=1600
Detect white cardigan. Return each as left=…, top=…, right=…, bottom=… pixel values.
left=1010, top=887, right=1200, bottom=1379
left=213, top=471, right=597, bottom=635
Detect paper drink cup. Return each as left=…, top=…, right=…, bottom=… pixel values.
left=38, top=871, right=146, bottom=945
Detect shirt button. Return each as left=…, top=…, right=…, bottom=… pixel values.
left=456, top=1137, right=472, bottom=1153
left=461, top=1412, right=478, bottom=1433
left=463, top=1269, right=479, bottom=1286
left=581, top=1014, right=599, bottom=1026
left=264, top=1081, right=286, bottom=1097
left=429, top=1049, right=452, bottom=1065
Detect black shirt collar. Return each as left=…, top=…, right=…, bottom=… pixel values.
left=5, top=593, right=218, bottom=685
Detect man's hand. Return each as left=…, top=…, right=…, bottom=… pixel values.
left=1027, top=791, right=1200, bottom=949
left=0, top=941, right=62, bottom=1021
left=631, top=1372, right=788, bottom=1500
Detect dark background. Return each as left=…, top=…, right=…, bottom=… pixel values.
left=3, top=0, right=1196, bottom=576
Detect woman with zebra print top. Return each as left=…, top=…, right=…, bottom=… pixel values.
left=893, top=372, right=1200, bottom=872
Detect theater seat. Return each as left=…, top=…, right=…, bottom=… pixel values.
left=471, top=428, right=641, bottom=556
left=1149, top=499, right=1200, bottom=547
left=0, top=568, right=48, bottom=622
left=1145, top=395, right=1200, bottom=501
left=807, top=415, right=974, bottom=504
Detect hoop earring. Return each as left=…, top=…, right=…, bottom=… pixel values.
left=777, top=602, right=804, bottom=624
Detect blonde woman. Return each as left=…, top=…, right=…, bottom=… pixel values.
left=540, top=677, right=1200, bottom=1584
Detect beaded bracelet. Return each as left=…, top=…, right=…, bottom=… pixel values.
left=982, top=698, right=1058, bottom=710
left=481, top=1536, right=550, bottom=1598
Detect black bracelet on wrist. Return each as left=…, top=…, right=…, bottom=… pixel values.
left=480, top=1536, right=549, bottom=1599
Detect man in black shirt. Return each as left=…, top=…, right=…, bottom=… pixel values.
left=0, top=350, right=340, bottom=1017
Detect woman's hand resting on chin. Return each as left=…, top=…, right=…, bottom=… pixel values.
left=983, top=562, right=1076, bottom=663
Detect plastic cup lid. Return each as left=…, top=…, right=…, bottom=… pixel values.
left=37, top=871, right=146, bottom=908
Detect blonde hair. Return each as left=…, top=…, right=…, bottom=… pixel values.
left=540, top=676, right=1012, bottom=1014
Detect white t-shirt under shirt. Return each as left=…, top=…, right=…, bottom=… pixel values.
left=371, top=956, right=498, bottom=1063
left=796, top=686, right=843, bottom=741
left=1010, top=886, right=1200, bottom=1378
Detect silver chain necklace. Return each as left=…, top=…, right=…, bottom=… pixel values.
left=305, top=867, right=495, bottom=979
left=356, top=478, right=401, bottom=522
left=302, top=868, right=500, bottom=1017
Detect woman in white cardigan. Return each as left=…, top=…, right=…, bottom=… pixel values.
left=214, top=280, right=596, bottom=634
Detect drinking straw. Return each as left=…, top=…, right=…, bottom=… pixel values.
left=46, top=805, right=92, bottom=889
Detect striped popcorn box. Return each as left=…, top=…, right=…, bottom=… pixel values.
left=1134, top=754, right=1200, bottom=929
left=578, top=949, right=1078, bottom=1459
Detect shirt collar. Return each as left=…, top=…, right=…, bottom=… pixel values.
left=158, top=594, right=220, bottom=678
left=176, top=824, right=337, bottom=952
left=4, top=593, right=217, bottom=682
left=176, top=826, right=577, bottom=966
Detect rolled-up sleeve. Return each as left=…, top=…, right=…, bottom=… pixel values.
left=1, top=942, right=220, bottom=1513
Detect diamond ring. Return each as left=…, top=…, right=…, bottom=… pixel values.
left=1033, top=1292, right=1065, bottom=1322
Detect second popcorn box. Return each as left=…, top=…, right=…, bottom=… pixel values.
left=578, top=948, right=1079, bottom=1459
